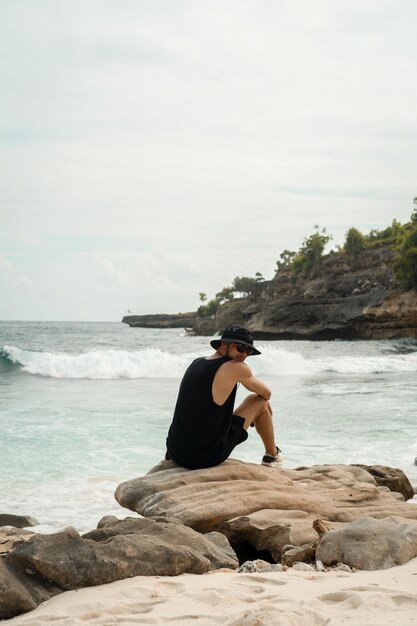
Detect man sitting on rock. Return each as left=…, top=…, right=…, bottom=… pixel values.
left=166, top=325, right=283, bottom=470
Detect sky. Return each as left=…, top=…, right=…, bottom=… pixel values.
left=1, top=0, right=417, bottom=321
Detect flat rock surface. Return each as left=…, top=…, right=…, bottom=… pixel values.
left=115, top=459, right=417, bottom=568
left=115, top=459, right=417, bottom=535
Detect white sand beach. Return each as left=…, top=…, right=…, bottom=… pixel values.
left=7, top=558, right=417, bottom=626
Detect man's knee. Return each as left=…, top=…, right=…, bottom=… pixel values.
left=256, top=395, right=270, bottom=410
left=248, top=393, right=268, bottom=407
left=253, top=397, right=272, bottom=420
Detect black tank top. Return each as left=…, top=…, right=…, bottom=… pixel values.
left=166, top=356, right=237, bottom=469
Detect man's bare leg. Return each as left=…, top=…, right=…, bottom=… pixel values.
left=234, top=394, right=277, bottom=456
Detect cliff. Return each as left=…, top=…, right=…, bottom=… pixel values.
left=122, top=245, right=417, bottom=340
left=122, top=312, right=197, bottom=328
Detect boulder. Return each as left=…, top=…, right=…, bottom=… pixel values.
left=0, top=516, right=238, bottom=620
left=216, top=509, right=327, bottom=563
left=115, top=460, right=417, bottom=565
left=352, top=464, right=415, bottom=500
left=83, top=515, right=238, bottom=575
left=316, top=517, right=417, bottom=570
left=116, top=460, right=417, bottom=530
left=0, top=560, right=38, bottom=620
left=0, top=514, right=39, bottom=528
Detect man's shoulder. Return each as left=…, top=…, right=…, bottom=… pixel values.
left=218, top=359, right=251, bottom=379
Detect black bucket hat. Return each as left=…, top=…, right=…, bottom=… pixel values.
left=210, top=325, right=261, bottom=356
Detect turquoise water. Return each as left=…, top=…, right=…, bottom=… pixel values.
left=1, top=321, right=417, bottom=532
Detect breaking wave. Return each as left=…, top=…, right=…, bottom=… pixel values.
left=256, top=346, right=417, bottom=376
left=2, top=344, right=417, bottom=380
left=1, top=345, right=193, bottom=379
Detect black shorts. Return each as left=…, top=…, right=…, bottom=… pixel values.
left=165, top=415, right=248, bottom=469
left=212, top=414, right=248, bottom=466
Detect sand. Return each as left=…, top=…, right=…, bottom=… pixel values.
left=6, top=558, right=417, bottom=626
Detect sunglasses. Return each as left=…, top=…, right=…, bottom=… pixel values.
left=236, top=343, right=253, bottom=355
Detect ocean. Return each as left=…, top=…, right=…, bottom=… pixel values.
left=1, top=321, right=417, bottom=534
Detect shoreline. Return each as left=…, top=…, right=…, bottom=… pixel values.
left=7, top=557, right=417, bottom=625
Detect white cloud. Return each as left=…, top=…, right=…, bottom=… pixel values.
left=1, top=0, right=417, bottom=319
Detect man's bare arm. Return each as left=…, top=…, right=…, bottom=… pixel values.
left=236, top=362, right=272, bottom=400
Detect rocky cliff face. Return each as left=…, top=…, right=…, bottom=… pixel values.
left=122, top=246, right=417, bottom=340
left=193, top=246, right=417, bottom=339
left=122, top=312, right=197, bottom=328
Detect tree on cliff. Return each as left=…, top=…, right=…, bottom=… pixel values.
left=394, top=224, right=417, bottom=290
left=197, top=274, right=265, bottom=317
left=231, top=273, right=264, bottom=299
left=197, top=288, right=234, bottom=317
left=291, top=226, right=332, bottom=278
left=344, top=227, right=367, bottom=261
left=276, top=249, right=296, bottom=272
left=411, top=197, right=417, bottom=224
left=366, top=219, right=405, bottom=247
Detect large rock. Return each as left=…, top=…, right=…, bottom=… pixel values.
left=0, top=516, right=237, bottom=620
left=352, top=463, right=415, bottom=501
left=0, top=560, right=39, bottom=620
left=115, top=460, right=417, bottom=565
left=316, top=517, right=417, bottom=569
left=216, top=509, right=331, bottom=563
left=0, top=514, right=39, bottom=528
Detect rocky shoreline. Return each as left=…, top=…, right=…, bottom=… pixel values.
left=122, top=246, right=417, bottom=340
left=2, top=460, right=417, bottom=620
left=122, top=312, right=198, bottom=329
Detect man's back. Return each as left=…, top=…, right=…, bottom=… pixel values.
left=166, top=356, right=238, bottom=469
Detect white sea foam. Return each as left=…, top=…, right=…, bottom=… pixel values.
left=253, top=345, right=417, bottom=376
left=4, top=343, right=417, bottom=379
left=254, top=346, right=313, bottom=376
left=3, top=345, right=194, bottom=379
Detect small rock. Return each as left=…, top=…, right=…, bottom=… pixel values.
left=282, top=541, right=318, bottom=567
left=336, top=562, right=353, bottom=572
left=313, top=519, right=330, bottom=536
left=292, top=562, right=316, bottom=571
left=238, top=561, right=257, bottom=573
left=282, top=544, right=296, bottom=553
left=238, top=560, right=283, bottom=573
left=315, top=560, right=327, bottom=572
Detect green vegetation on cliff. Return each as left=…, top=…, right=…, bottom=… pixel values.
left=197, top=273, right=265, bottom=316
left=394, top=225, right=417, bottom=290
left=344, top=227, right=367, bottom=261
left=197, top=201, right=417, bottom=317
left=289, top=226, right=332, bottom=280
